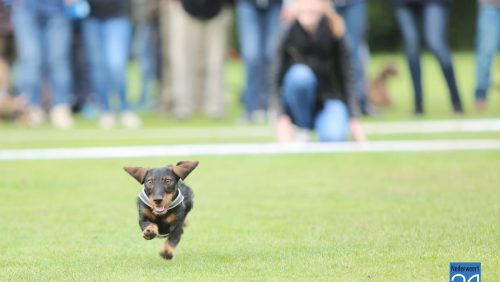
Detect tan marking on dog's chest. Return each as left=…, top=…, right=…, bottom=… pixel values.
left=144, top=209, right=156, bottom=221
left=166, top=213, right=176, bottom=224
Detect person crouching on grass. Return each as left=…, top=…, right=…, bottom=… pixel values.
left=276, top=0, right=366, bottom=143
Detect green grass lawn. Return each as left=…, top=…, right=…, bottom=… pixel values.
left=0, top=153, right=499, bottom=281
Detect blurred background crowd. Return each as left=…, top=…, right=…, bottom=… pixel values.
left=0, top=0, right=498, bottom=134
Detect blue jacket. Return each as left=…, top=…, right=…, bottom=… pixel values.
left=3, top=0, right=65, bottom=15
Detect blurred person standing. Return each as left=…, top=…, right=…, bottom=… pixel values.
left=157, top=0, right=171, bottom=115
left=275, top=0, right=365, bottom=142
left=166, top=0, right=233, bottom=120
left=392, top=0, right=464, bottom=115
left=131, top=0, right=159, bottom=111
left=0, top=1, right=14, bottom=97
left=236, top=0, right=282, bottom=123
left=70, top=20, right=97, bottom=119
left=82, top=0, right=141, bottom=129
left=7, top=0, right=74, bottom=128
left=332, top=0, right=370, bottom=115
left=474, top=0, right=500, bottom=112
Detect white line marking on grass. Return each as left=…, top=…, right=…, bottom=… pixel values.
left=1, top=139, right=500, bottom=161
left=2, top=119, right=500, bottom=144
left=362, top=119, right=500, bottom=134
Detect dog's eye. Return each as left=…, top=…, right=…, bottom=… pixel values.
left=145, top=179, right=154, bottom=188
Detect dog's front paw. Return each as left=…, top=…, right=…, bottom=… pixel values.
left=143, top=224, right=158, bottom=240
left=159, top=250, right=174, bottom=260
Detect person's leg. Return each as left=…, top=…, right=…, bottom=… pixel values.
left=168, top=1, right=195, bottom=119
left=314, top=99, right=349, bottom=142
left=104, top=17, right=140, bottom=128
left=159, top=0, right=172, bottom=113
left=394, top=4, right=423, bottom=114
left=0, top=37, right=10, bottom=93
left=44, top=14, right=72, bottom=107
left=82, top=18, right=110, bottom=112
left=203, top=8, right=231, bottom=119
left=236, top=0, right=262, bottom=117
left=423, top=2, right=463, bottom=113
left=282, top=64, right=317, bottom=129
left=259, top=2, right=282, bottom=113
left=335, top=1, right=369, bottom=114
left=135, top=22, right=158, bottom=109
left=44, top=13, right=74, bottom=128
left=187, top=14, right=204, bottom=114
left=12, top=8, right=43, bottom=108
left=71, top=21, right=97, bottom=118
left=474, top=4, right=500, bottom=108
left=102, top=17, right=131, bottom=112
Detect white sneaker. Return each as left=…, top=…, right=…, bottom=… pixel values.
left=28, top=107, right=46, bottom=127
left=251, top=109, right=267, bottom=124
left=120, top=111, right=141, bottom=129
left=294, top=128, right=312, bottom=143
left=99, top=113, right=116, bottom=129
left=50, top=104, right=74, bottom=129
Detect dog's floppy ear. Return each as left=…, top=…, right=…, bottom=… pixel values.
left=124, top=166, right=149, bottom=184
left=172, top=161, right=199, bottom=180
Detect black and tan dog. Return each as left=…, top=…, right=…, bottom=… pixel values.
left=124, top=161, right=198, bottom=260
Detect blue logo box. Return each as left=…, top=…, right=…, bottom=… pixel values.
left=450, top=262, right=481, bottom=282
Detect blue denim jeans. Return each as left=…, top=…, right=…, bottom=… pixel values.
left=394, top=2, right=463, bottom=113
left=283, top=65, right=349, bottom=142
left=133, top=22, right=158, bottom=108
left=12, top=7, right=72, bottom=107
left=236, top=0, right=281, bottom=116
left=475, top=4, right=500, bottom=101
left=82, top=17, right=131, bottom=112
left=335, top=0, right=368, bottom=113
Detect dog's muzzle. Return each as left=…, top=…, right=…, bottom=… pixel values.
left=138, top=188, right=184, bottom=214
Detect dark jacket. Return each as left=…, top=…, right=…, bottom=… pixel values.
left=0, top=2, right=11, bottom=35
left=276, top=17, right=360, bottom=117
left=181, top=0, right=233, bottom=20
left=238, top=0, right=281, bottom=9
left=88, top=0, right=130, bottom=19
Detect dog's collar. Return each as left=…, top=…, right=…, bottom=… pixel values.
left=138, top=188, right=184, bottom=211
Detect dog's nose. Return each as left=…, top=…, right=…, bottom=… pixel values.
left=153, top=198, right=163, bottom=205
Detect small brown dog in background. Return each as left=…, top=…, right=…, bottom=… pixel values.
left=367, top=63, right=398, bottom=108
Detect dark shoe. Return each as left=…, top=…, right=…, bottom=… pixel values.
left=414, top=105, right=424, bottom=116
left=453, top=104, right=465, bottom=115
